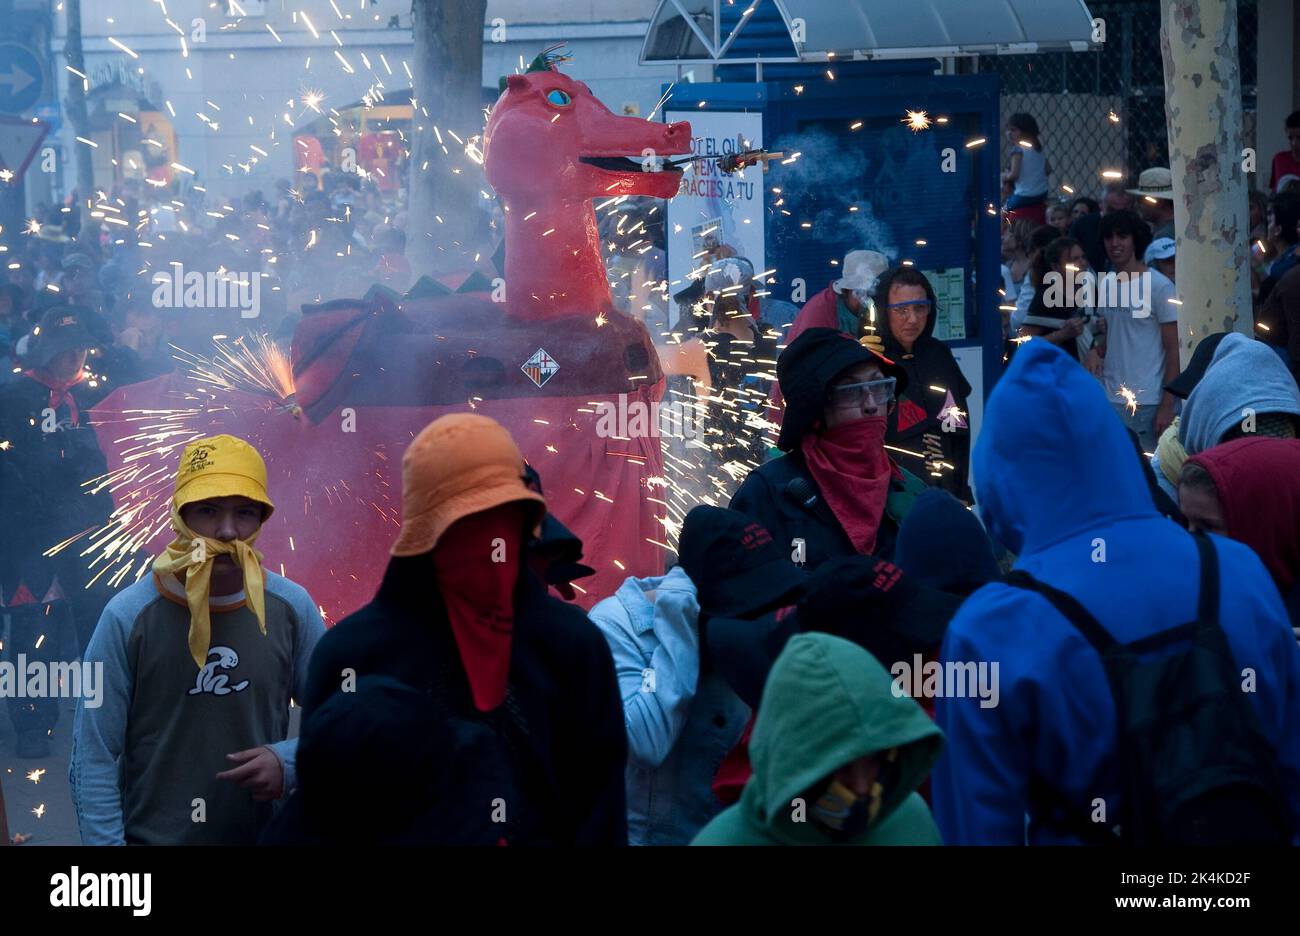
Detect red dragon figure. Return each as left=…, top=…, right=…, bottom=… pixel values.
left=90, top=58, right=692, bottom=622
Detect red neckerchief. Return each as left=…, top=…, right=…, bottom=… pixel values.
left=23, top=368, right=87, bottom=426
left=432, top=505, right=526, bottom=712
left=800, top=416, right=893, bottom=554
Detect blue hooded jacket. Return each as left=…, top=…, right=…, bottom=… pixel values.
left=932, top=339, right=1300, bottom=844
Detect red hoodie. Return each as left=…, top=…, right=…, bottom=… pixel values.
left=768, top=285, right=841, bottom=428
left=1186, top=437, right=1300, bottom=595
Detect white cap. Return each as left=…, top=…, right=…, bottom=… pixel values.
left=1144, top=237, right=1176, bottom=264
left=832, top=249, right=890, bottom=295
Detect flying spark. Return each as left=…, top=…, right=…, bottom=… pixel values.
left=903, top=110, right=931, bottom=132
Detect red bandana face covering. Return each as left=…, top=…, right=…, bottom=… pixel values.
left=432, top=504, right=529, bottom=712
left=801, top=416, right=893, bottom=554
left=24, top=368, right=87, bottom=425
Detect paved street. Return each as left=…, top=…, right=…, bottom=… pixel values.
left=2, top=697, right=81, bottom=846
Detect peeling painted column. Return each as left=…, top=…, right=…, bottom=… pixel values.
left=1160, top=0, right=1253, bottom=365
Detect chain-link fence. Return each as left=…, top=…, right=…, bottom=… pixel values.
left=976, top=0, right=1258, bottom=202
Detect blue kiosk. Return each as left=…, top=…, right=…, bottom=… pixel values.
left=641, top=0, right=1098, bottom=443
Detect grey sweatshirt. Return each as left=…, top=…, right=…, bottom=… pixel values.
left=70, top=570, right=323, bottom=845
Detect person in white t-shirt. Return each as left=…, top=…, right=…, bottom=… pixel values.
left=1084, top=209, right=1179, bottom=453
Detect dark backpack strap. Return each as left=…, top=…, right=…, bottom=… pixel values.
left=1124, top=532, right=1219, bottom=654
left=1191, top=530, right=1220, bottom=628
left=1002, top=570, right=1118, bottom=655
left=1003, top=570, right=1126, bottom=844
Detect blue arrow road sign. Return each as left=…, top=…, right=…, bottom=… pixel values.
left=0, top=44, right=43, bottom=115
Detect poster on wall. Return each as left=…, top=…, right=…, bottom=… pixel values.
left=665, top=110, right=765, bottom=323
left=924, top=267, right=967, bottom=341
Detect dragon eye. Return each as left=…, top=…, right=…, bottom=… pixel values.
left=546, top=89, right=571, bottom=107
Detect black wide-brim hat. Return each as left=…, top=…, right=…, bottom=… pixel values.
left=776, top=327, right=908, bottom=451
left=678, top=505, right=809, bottom=619
left=29, top=305, right=96, bottom=368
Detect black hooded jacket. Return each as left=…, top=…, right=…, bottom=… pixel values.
left=881, top=287, right=973, bottom=500
left=266, top=556, right=628, bottom=845
left=0, top=372, right=114, bottom=591
left=730, top=328, right=921, bottom=572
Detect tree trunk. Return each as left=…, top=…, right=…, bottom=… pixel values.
left=63, top=0, right=96, bottom=233
left=407, top=0, right=487, bottom=278
left=1160, top=0, right=1253, bottom=365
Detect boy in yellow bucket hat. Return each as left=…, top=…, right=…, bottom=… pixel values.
left=71, top=434, right=325, bottom=845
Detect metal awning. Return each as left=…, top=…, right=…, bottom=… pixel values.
left=640, top=0, right=1099, bottom=65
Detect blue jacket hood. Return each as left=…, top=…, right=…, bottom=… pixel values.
left=1177, top=332, right=1300, bottom=456
left=973, top=339, right=1156, bottom=556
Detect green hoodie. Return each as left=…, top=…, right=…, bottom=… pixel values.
left=692, top=633, right=944, bottom=845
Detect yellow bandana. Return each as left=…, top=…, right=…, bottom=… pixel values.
left=153, top=434, right=276, bottom=669
left=1157, top=417, right=1186, bottom=488
left=153, top=501, right=268, bottom=669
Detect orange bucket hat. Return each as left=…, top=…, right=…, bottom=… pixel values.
left=391, top=413, right=546, bottom=556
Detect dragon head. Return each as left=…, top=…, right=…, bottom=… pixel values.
left=484, top=59, right=691, bottom=202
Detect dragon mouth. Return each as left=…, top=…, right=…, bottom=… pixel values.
left=579, top=155, right=682, bottom=174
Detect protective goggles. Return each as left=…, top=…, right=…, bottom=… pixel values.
left=885, top=299, right=933, bottom=320
left=826, top=376, right=897, bottom=409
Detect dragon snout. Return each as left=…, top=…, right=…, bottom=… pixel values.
left=660, top=120, right=691, bottom=150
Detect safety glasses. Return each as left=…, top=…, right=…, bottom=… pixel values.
left=886, top=299, right=932, bottom=321
left=826, top=376, right=896, bottom=409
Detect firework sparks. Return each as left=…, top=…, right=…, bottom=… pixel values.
left=65, top=336, right=299, bottom=590
left=1118, top=385, right=1138, bottom=416
left=300, top=88, right=326, bottom=113
left=903, top=110, right=931, bottom=132
left=26, top=768, right=46, bottom=784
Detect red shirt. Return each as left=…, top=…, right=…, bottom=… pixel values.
left=1271, top=150, right=1300, bottom=192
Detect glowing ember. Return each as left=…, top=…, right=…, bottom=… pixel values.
left=903, top=110, right=931, bottom=132
left=300, top=88, right=326, bottom=112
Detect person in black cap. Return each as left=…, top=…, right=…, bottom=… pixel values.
left=0, top=305, right=116, bottom=757
left=684, top=502, right=963, bottom=807
left=676, top=504, right=810, bottom=622
left=729, top=327, right=927, bottom=572
left=1148, top=332, right=1231, bottom=504
left=698, top=493, right=976, bottom=711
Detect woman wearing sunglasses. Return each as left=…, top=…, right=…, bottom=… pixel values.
left=875, top=267, right=974, bottom=502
